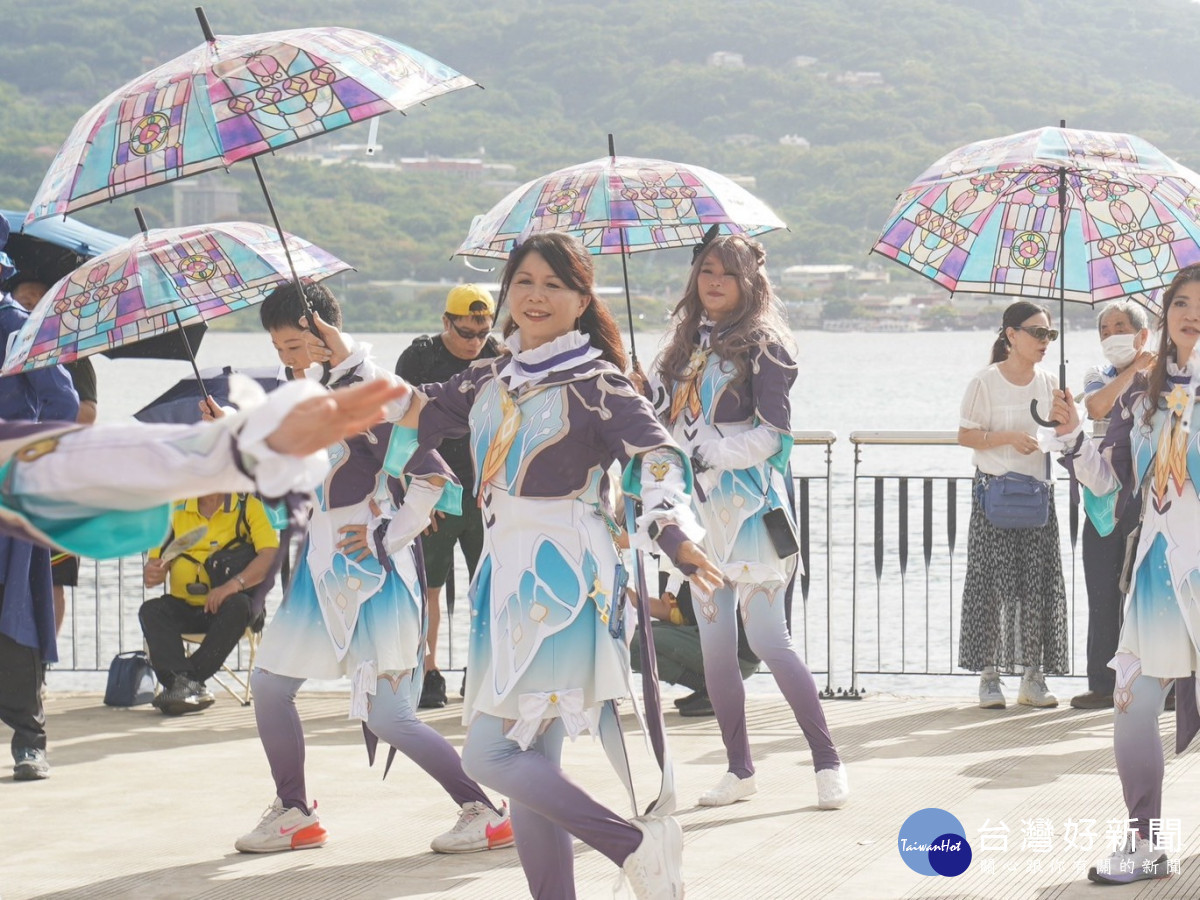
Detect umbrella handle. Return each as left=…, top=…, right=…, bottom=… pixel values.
left=301, top=311, right=333, bottom=386
left=1029, top=398, right=1059, bottom=428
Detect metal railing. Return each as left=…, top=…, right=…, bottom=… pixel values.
left=785, top=431, right=837, bottom=693
left=54, top=434, right=841, bottom=690
left=54, top=553, right=288, bottom=678
left=56, top=430, right=1097, bottom=701
left=847, top=430, right=1085, bottom=697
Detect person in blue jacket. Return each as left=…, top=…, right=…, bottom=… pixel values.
left=0, top=256, right=79, bottom=780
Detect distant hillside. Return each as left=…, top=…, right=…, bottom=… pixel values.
left=3, top=0, right=1200, bottom=327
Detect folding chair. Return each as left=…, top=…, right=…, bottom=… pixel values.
left=180, top=624, right=261, bottom=706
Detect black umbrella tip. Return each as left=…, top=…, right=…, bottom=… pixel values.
left=195, top=7, right=216, bottom=42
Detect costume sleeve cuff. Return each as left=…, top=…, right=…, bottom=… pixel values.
left=695, top=426, right=781, bottom=471
left=1037, top=420, right=1084, bottom=454
left=235, top=379, right=332, bottom=498
left=384, top=476, right=444, bottom=555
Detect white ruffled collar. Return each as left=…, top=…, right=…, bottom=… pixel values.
left=1165, top=347, right=1200, bottom=379
left=501, top=330, right=602, bottom=390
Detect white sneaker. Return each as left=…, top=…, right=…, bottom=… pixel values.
left=698, top=771, right=757, bottom=807
left=979, top=674, right=1006, bottom=709
left=430, top=801, right=515, bottom=853
left=815, top=765, right=850, bottom=809
left=234, top=797, right=327, bottom=853
left=622, top=815, right=684, bottom=900
left=1087, top=834, right=1169, bottom=884
left=1018, top=667, right=1058, bottom=708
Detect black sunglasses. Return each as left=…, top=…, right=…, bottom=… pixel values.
left=449, top=321, right=491, bottom=341
left=1015, top=325, right=1059, bottom=342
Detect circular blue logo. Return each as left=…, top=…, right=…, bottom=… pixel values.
left=898, top=808, right=972, bottom=876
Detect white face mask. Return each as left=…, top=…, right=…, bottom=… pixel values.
left=1101, top=333, right=1138, bottom=369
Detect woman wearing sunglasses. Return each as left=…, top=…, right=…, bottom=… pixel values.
left=957, top=299, right=1069, bottom=710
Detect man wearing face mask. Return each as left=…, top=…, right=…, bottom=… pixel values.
left=1072, top=300, right=1153, bottom=710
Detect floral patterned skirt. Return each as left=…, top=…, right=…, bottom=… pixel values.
left=958, top=474, right=1069, bottom=674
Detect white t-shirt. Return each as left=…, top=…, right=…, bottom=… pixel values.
left=959, top=364, right=1056, bottom=480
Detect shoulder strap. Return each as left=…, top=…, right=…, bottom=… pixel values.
left=236, top=494, right=249, bottom=540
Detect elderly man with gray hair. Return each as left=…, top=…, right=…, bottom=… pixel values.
left=1072, top=300, right=1153, bottom=710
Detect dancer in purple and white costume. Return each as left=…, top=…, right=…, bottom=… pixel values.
left=652, top=234, right=848, bottom=811
left=1053, top=265, right=1200, bottom=886
left=232, top=284, right=513, bottom=857
left=376, top=234, right=723, bottom=900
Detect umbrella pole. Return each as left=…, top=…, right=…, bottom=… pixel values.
left=196, top=7, right=327, bottom=385
left=170, top=309, right=209, bottom=400
left=1057, top=162, right=1068, bottom=391
left=608, top=134, right=639, bottom=371
left=134, top=206, right=211, bottom=406
left=617, top=231, right=639, bottom=371
left=1030, top=154, right=1069, bottom=427
left=250, top=157, right=332, bottom=385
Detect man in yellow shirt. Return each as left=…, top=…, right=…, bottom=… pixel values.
left=139, top=493, right=279, bottom=715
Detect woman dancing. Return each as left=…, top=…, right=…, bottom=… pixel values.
left=1054, top=265, right=1200, bottom=885
left=230, top=284, right=514, bottom=857
left=362, top=233, right=721, bottom=899
left=652, top=234, right=848, bottom=810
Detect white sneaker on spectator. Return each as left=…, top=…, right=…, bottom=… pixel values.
left=815, top=765, right=850, bottom=809
left=1087, top=834, right=1168, bottom=884
left=430, top=801, right=514, bottom=853
left=234, top=797, right=326, bottom=853
left=1018, top=667, right=1058, bottom=708
left=979, top=674, right=1006, bottom=709
left=698, top=771, right=756, bottom=807
left=622, top=814, right=684, bottom=900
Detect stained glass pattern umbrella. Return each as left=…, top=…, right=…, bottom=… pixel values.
left=26, top=21, right=478, bottom=222
left=458, top=148, right=785, bottom=260
left=24, top=11, right=477, bottom=380
left=1, top=220, right=350, bottom=376
left=458, top=136, right=786, bottom=365
left=871, top=123, right=1200, bottom=422
left=0, top=208, right=210, bottom=362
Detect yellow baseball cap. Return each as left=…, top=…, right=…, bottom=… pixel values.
left=445, top=284, right=495, bottom=317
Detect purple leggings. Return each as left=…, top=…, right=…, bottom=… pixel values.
left=693, top=581, right=840, bottom=778
left=1114, top=671, right=1176, bottom=838
left=461, top=713, right=642, bottom=900
left=251, top=668, right=495, bottom=814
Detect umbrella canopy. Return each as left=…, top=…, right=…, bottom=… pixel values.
left=872, top=125, right=1200, bottom=305
left=27, top=26, right=478, bottom=222
left=1, top=209, right=124, bottom=263
left=1, top=208, right=124, bottom=282
left=1, top=221, right=349, bottom=375
left=100, top=321, right=210, bottom=361
left=134, top=365, right=285, bottom=424
left=0, top=208, right=212, bottom=361
left=457, top=153, right=786, bottom=259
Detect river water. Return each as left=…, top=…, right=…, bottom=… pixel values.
left=53, top=329, right=1105, bottom=697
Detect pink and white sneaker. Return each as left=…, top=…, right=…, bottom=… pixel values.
left=234, top=797, right=327, bottom=853
left=430, top=801, right=514, bottom=853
